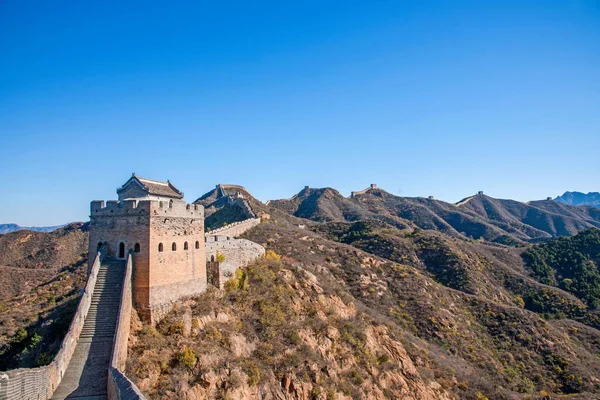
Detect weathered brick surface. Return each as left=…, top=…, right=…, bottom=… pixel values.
left=206, top=260, right=220, bottom=288
left=205, top=236, right=265, bottom=289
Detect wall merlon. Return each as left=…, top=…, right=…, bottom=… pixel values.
left=205, top=217, right=261, bottom=237
left=150, top=200, right=204, bottom=218
left=91, top=199, right=203, bottom=218
left=91, top=199, right=151, bottom=216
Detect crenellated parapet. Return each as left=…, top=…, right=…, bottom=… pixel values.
left=91, top=199, right=204, bottom=218
left=205, top=217, right=261, bottom=237
left=351, top=184, right=378, bottom=198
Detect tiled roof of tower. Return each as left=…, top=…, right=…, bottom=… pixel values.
left=118, top=174, right=184, bottom=199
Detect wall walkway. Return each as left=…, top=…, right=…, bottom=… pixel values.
left=0, top=248, right=106, bottom=400
left=206, top=217, right=261, bottom=238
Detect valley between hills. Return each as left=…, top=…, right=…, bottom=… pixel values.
left=2, top=185, right=600, bottom=399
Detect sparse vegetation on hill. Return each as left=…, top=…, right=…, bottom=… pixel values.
left=462, top=195, right=600, bottom=239
left=241, top=223, right=600, bottom=398
left=523, top=228, right=600, bottom=308
left=0, top=223, right=88, bottom=370
left=127, top=251, right=451, bottom=399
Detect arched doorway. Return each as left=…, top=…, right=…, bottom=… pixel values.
left=119, top=242, right=125, bottom=259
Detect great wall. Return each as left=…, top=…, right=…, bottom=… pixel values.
left=0, top=176, right=265, bottom=400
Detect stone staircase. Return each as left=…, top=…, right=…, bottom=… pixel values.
left=51, top=258, right=126, bottom=400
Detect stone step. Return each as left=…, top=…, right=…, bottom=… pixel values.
left=81, top=326, right=117, bottom=331
left=50, top=258, right=126, bottom=399
left=81, top=327, right=117, bottom=332
left=82, top=325, right=116, bottom=329
left=82, top=320, right=117, bottom=325
left=85, top=314, right=119, bottom=318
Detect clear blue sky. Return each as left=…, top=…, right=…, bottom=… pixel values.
left=1, top=0, right=599, bottom=226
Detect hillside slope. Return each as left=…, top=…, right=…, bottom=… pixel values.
left=0, top=223, right=89, bottom=370
left=523, top=228, right=600, bottom=308
left=244, top=223, right=600, bottom=398
left=127, top=251, right=452, bottom=399
left=0, top=222, right=88, bottom=270
left=127, top=219, right=600, bottom=399
left=460, top=195, right=600, bottom=239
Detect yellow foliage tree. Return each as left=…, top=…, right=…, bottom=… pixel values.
left=264, top=249, right=281, bottom=261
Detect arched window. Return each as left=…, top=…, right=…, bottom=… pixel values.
left=119, top=242, right=125, bottom=258
left=158, top=243, right=164, bottom=252
left=134, top=243, right=140, bottom=253
left=195, top=241, right=200, bottom=249
left=211, top=255, right=215, bottom=262
left=184, top=241, right=189, bottom=250
left=172, top=242, right=177, bottom=251
left=97, top=242, right=103, bottom=250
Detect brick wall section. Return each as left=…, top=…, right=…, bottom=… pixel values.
left=205, top=237, right=265, bottom=289
left=107, top=253, right=146, bottom=400
left=350, top=184, right=378, bottom=198
left=146, top=202, right=206, bottom=323
left=0, top=248, right=105, bottom=400
left=108, top=368, right=147, bottom=400
left=206, top=260, right=220, bottom=288
left=110, top=253, right=133, bottom=371
left=205, top=217, right=261, bottom=237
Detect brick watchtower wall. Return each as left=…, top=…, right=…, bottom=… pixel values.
left=89, top=199, right=206, bottom=323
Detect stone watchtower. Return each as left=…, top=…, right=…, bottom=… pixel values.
left=88, top=174, right=206, bottom=322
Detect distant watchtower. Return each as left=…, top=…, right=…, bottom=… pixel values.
left=88, top=174, right=206, bottom=323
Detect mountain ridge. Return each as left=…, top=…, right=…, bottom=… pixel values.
left=555, top=191, right=600, bottom=208
left=0, top=223, right=66, bottom=234
left=268, top=185, right=600, bottom=244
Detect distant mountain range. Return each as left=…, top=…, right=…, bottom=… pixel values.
left=267, top=186, right=600, bottom=243
left=555, top=191, right=600, bottom=208
left=0, top=223, right=66, bottom=234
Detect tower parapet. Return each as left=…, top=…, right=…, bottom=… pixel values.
left=91, top=199, right=203, bottom=218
